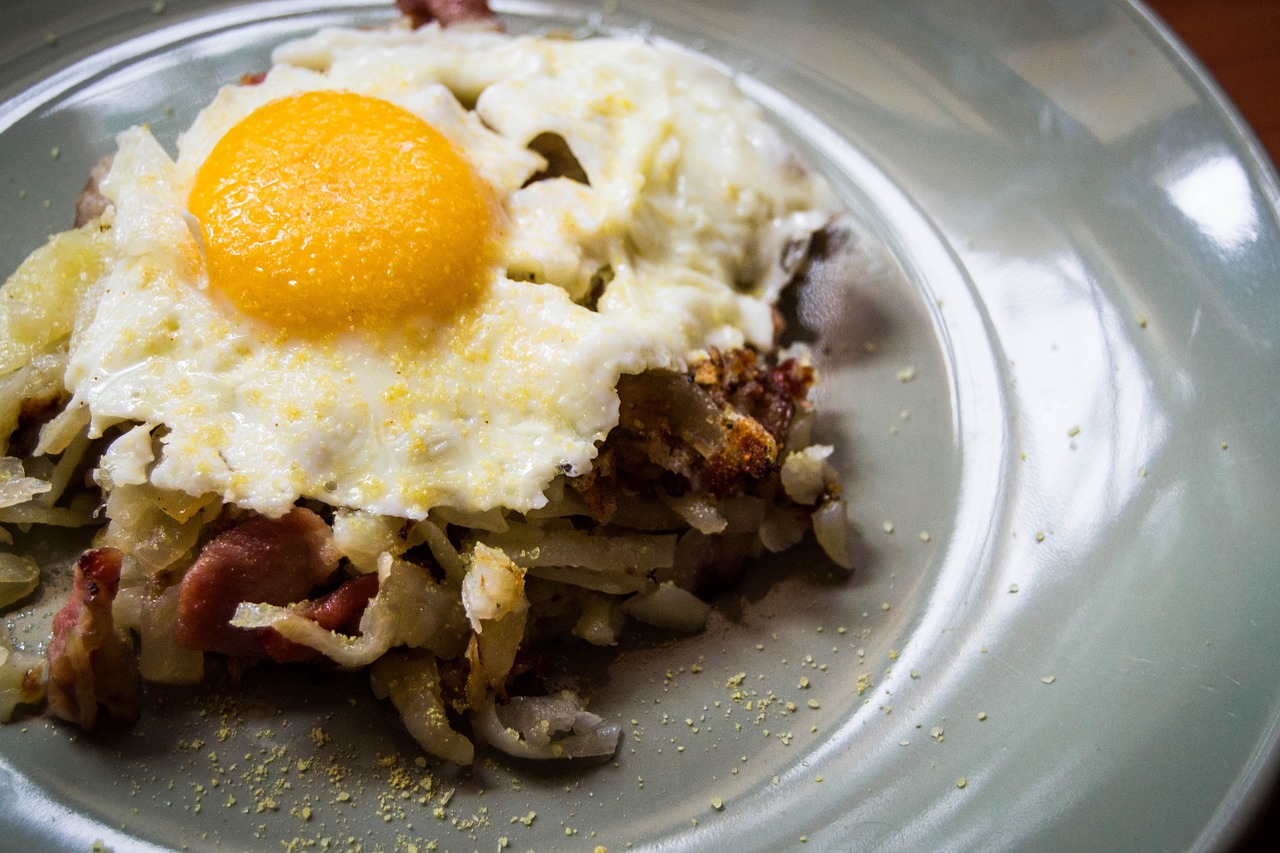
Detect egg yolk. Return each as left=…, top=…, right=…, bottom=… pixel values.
left=188, top=90, right=497, bottom=336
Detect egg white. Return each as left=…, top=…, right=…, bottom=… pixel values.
left=62, top=23, right=833, bottom=520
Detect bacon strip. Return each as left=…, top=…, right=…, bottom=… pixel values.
left=73, top=154, right=114, bottom=228
left=257, top=572, right=380, bottom=664
left=174, top=508, right=340, bottom=658
left=396, top=0, right=499, bottom=29
left=46, top=548, right=141, bottom=729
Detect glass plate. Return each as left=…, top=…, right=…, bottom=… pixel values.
left=2, top=1, right=1278, bottom=850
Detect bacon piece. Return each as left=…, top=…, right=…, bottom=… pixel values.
left=45, top=548, right=141, bottom=730
left=256, top=572, right=380, bottom=664
left=694, top=347, right=814, bottom=442
left=174, top=508, right=340, bottom=658
left=73, top=154, right=114, bottom=228
left=396, top=0, right=499, bottom=29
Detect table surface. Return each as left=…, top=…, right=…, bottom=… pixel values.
left=1145, top=0, right=1279, bottom=167
left=1140, top=3, right=1279, bottom=850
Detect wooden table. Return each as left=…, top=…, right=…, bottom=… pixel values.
left=1139, top=4, right=1280, bottom=849
left=1145, top=0, right=1280, bottom=167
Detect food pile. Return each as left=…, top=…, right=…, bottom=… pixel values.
left=0, top=0, right=851, bottom=764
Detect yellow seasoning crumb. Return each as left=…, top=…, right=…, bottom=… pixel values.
left=1042, top=675, right=1056, bottom=684
left=1035, top=531, right=1046, bottom=543
left=1067, top=425, right=1080, bottom=438
left=594, top=847, right=607, bottom=853
left=1221, top=441, right=1229, bottom=450
left=880, top=602, right=891, bottom=612
left=896, top=365, right=917, bottom=382
left=50, top=147, right=61, bottom=160
left=152, top=0, right=167, bottom=14
left=918, top=530, right=931, bottom=542
left=1137, top=313, right=1148, bottom=328
left=1138, top=466, right=1148, bottom=478
left=807, top=699, right=820, bottom=710
left=882, top=521, right=895, bottom=534
left=977, top=711, right=987, bottom=722
left=44, top=32, right=58, bottom=46
left=815, top=776, right=823, bottom=783
left=711, top=797, right=724, bottom=811
left=1009, top=583, right=1019, bottom=593
left=800, top=836, right=808, bottom=843
left=956, top=777, right=967, bottom=789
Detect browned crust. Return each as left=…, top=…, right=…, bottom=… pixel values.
left=572, top=347, right=815, bottom=520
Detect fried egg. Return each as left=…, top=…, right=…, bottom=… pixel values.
left=61, top=23, right=832, bottom=520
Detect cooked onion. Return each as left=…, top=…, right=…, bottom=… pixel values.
left=471, top=692, right=619, bottom=760
left=137, top=585, right=204, bottom=685
left=621, top=581, right=711, bottom=633
left=812, top=497, right=852, bottom=569
left=371, top=650, right=474, bottom=766
left=780, top=444, right=835, bottom=505
left=0, top=639, right=43, bottom=722
left=0, top=552, right=40, bottom=609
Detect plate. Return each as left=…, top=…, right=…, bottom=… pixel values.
left=3, top=1, right=1279, bottom=850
